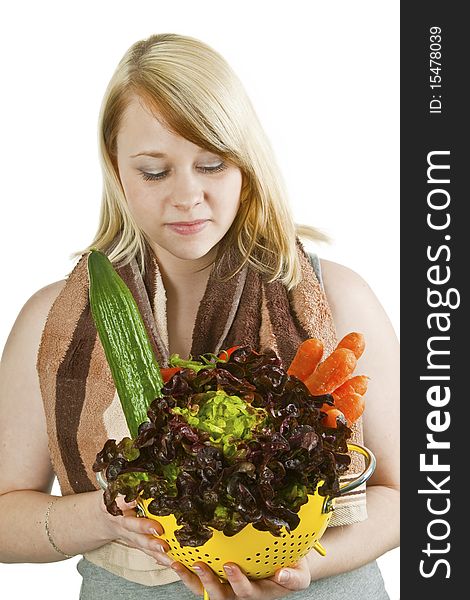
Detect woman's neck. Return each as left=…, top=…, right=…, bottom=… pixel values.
left=150, top=243, right=218, bottom=291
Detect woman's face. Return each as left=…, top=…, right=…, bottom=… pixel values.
left=116, top=96, right=243, bottom=263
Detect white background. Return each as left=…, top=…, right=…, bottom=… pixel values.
left=0, top=1, right=399, bottom=598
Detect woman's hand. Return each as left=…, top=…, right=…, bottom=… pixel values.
left=170, top=557, right=311, bottom=599
left=95, top=491, right=172, bottom=567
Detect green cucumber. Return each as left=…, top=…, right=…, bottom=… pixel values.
left=87, top=249, right=163, bottom=438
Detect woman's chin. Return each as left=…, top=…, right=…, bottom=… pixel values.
left=149, top=237, right=220, bottom=264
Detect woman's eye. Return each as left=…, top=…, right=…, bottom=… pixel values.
left=198, top=162, right=227, bottom=174
left=139, top=162, right=227, bottom=182
left=140, top=170, right=168, bottom=181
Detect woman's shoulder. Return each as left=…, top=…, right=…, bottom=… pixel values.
left=319, top=258, right=370, bottom=293
left=318, top=258, right=395, bottom=341
left=6, top=280, right=67, bottom=353
left=23, top=280, right=67, bottom=320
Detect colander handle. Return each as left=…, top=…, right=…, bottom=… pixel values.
left=322, top=442, right=376, bottom=514
left=96, top=470, right=108, bottom=491
left=340, top=443, right=377, bottom=495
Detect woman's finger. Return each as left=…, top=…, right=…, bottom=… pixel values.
left=269, top=558, right=311, bottom=591
left=170, top=562, right=205, bottom=596
left=114, top=495, right=138, bottom=511
left=191, top=562, right=233, bottom=600
left=113, top=534, right=173, bottom=567
left=112, top=494, right=165, bottom=535
left=221, top=562, right=256, bottom=597
left=142, top=547, right=174, bottom=567
left=119, top=514, right=164, bottom=536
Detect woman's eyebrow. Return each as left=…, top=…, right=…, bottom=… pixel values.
left=129, top=151, right=166, bottom=158
left=129, top=148, right=217, bottom=159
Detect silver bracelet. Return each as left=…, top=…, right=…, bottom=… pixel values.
left=44, top=498, right=74, bottom=559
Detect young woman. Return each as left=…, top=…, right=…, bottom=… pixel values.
left=0, top=34, right=399, bottom=599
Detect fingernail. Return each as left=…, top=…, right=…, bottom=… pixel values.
left=192, top=565, right=203, bottom=575
left=156, top=544, right=166, bottom=553
left=278, top=569, right=290, bottom=583
left=157, top=554, right=173, bottom=567
left=149, top=528, right=159, bottom=536
left=223, top=564, right=234, bottom=576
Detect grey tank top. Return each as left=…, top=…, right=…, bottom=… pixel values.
left=307, top=252, right=324, bottom=291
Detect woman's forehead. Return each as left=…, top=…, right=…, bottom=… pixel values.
left=117, top=99, right=219, bottom=159
left=119, top=96, right=168, bottom=139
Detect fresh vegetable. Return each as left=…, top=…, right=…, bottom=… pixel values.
left=87, top=249, right=163, bottom=438
left=321, top=408, right=347, bottom=429
left=172, top=389, right=265, bottom=456
left=336, top=332, right=365, bottom=360
left=333, top=393, right=365, bottom=426
left=332, top=375, right=369, bottom=400
left=287, top=338, right=324, bottom=381
left=304, top=348, right=357, bottom=395
left=161, top=367, right=182, bottom=383
left=169, top=353, right=219, bottom=373
left=218, top=345, right=242, bottom=361
left=331, top=374, right=368, bottom=427
left=93, top=346, right=352, bottom=547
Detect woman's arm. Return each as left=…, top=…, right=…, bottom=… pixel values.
left=0, top=283, right=171, bottom=565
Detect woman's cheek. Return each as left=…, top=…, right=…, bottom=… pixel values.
left=126, top=188, right=163, bottom=229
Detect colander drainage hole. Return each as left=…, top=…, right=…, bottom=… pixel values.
left=256, top=553, right=261, bottom=556
left=256, top=560, right=261, bottom=563
left=246, top=558, right=251, bottom=561
left=273, top=541, right=279, bottom=545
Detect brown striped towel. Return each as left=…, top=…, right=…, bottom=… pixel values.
left=36, top=236, right=367, bottom=585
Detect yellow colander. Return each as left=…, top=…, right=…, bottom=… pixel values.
left=97, top=442, right=375, bottom=583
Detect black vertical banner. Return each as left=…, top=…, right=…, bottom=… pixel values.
left=401, top=3, right=467, bottom=598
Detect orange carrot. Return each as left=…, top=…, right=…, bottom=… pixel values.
left=304, top=348, right=357, bottom=395
left=287, top=338, right=324, bottom=382
left=332, top=375, right=369, bottom=400
left=321, top=408, right=346, bottom=428
left=336, top=332, right=365, bottom=360
left=333, top=393, right=365, bottom=426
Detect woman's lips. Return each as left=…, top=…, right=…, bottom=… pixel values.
left=166, top=220, right=209, bottom=235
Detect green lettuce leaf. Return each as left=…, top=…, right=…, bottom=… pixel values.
left=172, top=390, right=264, bottom=456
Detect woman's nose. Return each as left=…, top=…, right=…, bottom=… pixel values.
left=170, top=172, right=204, bottom=209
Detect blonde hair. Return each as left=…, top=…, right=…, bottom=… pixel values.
left=76, top=33, right=330, bottom=289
